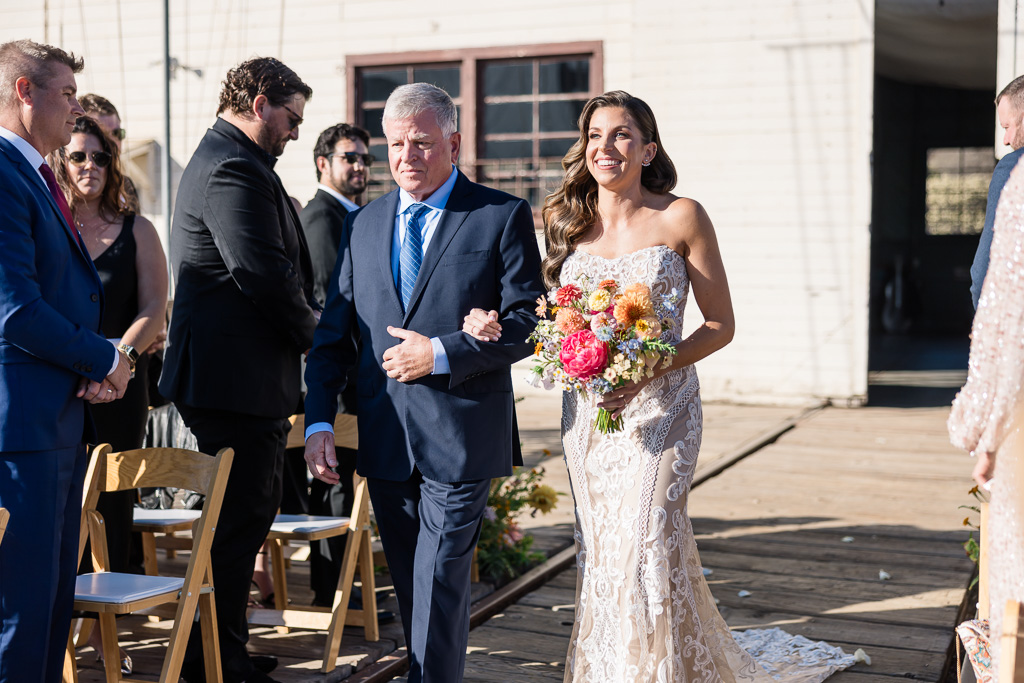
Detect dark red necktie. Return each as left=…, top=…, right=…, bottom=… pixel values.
left=38, top=162, right=86, bottom=252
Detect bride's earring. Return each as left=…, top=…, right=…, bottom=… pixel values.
left=642, top=158, right=651, bottom=167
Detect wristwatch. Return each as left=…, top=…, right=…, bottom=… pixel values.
left=117, top=343, right=138, bottom=376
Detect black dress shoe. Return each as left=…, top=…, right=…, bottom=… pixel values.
left=251, top=655, right=278, bottom=674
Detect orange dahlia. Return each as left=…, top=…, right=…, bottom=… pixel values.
left=555, top=307, right=587, bottom=334
left=613, top=285, right=654, bottom=327
left=598, top=278, right=618, bottom=292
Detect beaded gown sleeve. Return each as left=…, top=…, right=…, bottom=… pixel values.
left=949, top=161, right=1024, bottom=456
left=949, top=161, right=1024, bottom=677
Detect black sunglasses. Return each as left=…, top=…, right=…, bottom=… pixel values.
left=327, top=152, right=375, bottom=167
left=67, top=150, right=112, bottom=168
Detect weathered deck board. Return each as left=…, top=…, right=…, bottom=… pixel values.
left=453, top=405, right=973, bottom=682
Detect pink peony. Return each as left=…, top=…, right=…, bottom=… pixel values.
left=555, top=284, right=583, bottom=306
left=559, top=329, right=609, bottom=379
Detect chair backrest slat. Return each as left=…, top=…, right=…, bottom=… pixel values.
left=102, top=447, right=222, bottom=494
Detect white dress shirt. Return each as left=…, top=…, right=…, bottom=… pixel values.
left=317, top=183, right=360, bottom=213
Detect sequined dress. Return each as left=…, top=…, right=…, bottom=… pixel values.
left=560, top=245, right=853, bottom=683
left=949, top=162, right=1024, bottom=675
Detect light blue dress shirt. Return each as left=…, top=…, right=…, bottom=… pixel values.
left=305, top=165, right=459, bottom=442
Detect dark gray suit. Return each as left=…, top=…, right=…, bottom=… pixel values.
left=159, top=117, right=319, bottom=682
left=971, top=146, right=1024, bottom=308
left=302, top=188, right=350, bottom=306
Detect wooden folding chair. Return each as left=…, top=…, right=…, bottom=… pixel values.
left=1001, top=600, right=1024, bottom=682
left=68, top=444, right=234, bottom=683
left=248, top=413, right=378, bottom=674
left=133, top=508, right=201, bottom=576
left=0, top=507, right=9, bottom=546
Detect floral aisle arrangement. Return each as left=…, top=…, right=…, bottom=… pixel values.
left=476, top=466, right=560, bottom=583
left=529, top=277, right=680, bottom=433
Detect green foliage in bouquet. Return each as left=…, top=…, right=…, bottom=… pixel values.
left=960, top=484, right=989, bottom=589
left=476, top=466, right=561, bottom=583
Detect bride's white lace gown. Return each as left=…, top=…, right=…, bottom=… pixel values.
left=560, top=245, right=852, bottom=683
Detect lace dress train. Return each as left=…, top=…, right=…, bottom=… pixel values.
left=560, top=246, right=853, bottom=683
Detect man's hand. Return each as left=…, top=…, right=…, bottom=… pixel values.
left=304, top=431, right=340, bottom=485
left=382, top=326, right=434, bottom=382
left=106, top=350, right=132, bottom=396
left=146, top=326, right=167, bottom=355
left=77, top=377, right=119, bottom=403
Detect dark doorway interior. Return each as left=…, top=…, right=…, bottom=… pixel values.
left=868, top=76, right=994, bottom=406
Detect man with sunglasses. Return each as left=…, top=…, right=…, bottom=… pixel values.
left=0, top=40, right=134, bottom=683
left=79, top=93, right=140, bottom=213
left=159, top=57, right=319, bottom=683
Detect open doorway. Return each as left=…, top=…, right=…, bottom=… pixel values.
left=868, top=1, right=997, bottom=406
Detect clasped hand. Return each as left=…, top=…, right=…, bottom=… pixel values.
left=305, top=431, right=340, bottom=485
left=75, top=349, right=132, bottom=404
left=382, top=326, right=433, bottom=382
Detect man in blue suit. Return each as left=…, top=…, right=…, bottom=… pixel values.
left=971, top=75, right=1024, bottom=309
left=0, top=39, right=133, bottom=683
left=303, top=83, right=543, bottom=682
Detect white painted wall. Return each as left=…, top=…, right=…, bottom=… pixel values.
left=0, top=0, right=875, bottom=404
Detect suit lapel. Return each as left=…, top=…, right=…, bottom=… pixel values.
left=402, top=172, right=474, bottom=324
left=0, top=138, right=98, bottom=272
left=373, top=191, right=404, bottom=314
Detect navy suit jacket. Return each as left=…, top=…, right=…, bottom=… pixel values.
left=304, top=171, right=544, bottom=483
left=971, top=146, right=1024, bottom=308
left=0, top=136, right=111, bottom=453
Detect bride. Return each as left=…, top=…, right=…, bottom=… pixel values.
left=464, top=91, right=850, bottom=682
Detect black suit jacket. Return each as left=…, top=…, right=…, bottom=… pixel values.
left=301, top=188, right=358, bottom=414
left=159, top=118, right=319, bottom=419
left=304, top=171, right=544, bottom=482
left=302, top=189, right=350, bottom=306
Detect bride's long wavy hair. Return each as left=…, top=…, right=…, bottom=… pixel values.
left=541, top=91, right=676, bottom=289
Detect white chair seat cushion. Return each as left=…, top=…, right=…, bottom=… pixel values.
left=271, top=514, right=351, bottom=534
left=76, top=572, right=184, bottom=603
left=133, top=508, right=202, bottom=527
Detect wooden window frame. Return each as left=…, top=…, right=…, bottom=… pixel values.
left=346, top=41, right=603, bottom=184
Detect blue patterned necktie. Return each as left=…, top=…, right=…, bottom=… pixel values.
left=399, top=203, right=430, bottom=311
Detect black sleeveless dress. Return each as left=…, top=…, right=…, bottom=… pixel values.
left=83, top=215, right=151, bottom=574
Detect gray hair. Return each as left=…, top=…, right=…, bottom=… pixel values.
left=0, top=40, right=84, bottom=109
left=382, top=83, right=458, bottom=139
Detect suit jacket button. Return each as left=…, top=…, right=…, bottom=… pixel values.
left=90, top=293, right=99, bottom=302
left=73, top=362, right=81, bottom=370
left=84, top=365, right=92, bottom=373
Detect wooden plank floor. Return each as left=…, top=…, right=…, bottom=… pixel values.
left=450, top=405, right=974, bottom=682
left=70, top=401, right=804, bottom=682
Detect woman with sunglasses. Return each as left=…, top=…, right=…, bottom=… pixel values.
left=51, top=115, right=168, bottom=675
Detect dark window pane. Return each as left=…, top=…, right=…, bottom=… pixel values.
left=481, top=139, right=533, bottom=159
left=539, top=59, right=589, bottom=94
left=539, top=99, right=586, bottom=132
left=362, top=69, right=407, bottom=102
left=482, top=62, right=532, bottom=96
left=539, top=137, right=575, bottom=158
left=413, top=67, right=461, bottom=97
left=369, top=143, right=388, bottom=161
left=484, top=102, right=533, bottom=134
left=362, top=107, right=385, bottom=139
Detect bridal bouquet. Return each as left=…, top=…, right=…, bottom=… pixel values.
left=529, top=276, right=679, bottom=433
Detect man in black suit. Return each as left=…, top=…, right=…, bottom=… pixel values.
left=301, top=123, right=371, bottom=606
left=158, top=57, right=319, bottom=683
left=971, top=75, right=1024, bottom=309
left=304, top=123, right=371, bottom=305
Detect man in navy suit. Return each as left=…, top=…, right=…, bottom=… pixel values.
left=0, top=39, right=133, bottom=683
left=971, top=75, right=1024, bottom=309
left=303, top=83, right=543, bottom=682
